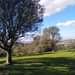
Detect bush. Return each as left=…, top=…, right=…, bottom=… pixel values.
left=0, top=49, right=6, bottom=57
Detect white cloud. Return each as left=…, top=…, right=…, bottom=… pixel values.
left=56, top=20, right=75, bottom=27
left=40, top=0, right=75, bottom=16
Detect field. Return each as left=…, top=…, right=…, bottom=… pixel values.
left=0, top=50, right=75, bottom=75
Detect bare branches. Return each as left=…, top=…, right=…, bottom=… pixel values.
left=0, top=0, right=43, bottom=50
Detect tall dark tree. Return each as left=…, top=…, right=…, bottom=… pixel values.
left=0, top=0, right=43, bottom=64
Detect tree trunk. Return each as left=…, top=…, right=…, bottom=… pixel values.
left=6, top=48, right=12, bottom=65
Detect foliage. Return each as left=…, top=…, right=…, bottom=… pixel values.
left=0, top=0, right=43, bottom=64
left=13, top=44, right=35, bottom=56
left=39, top=26, right=61, bottom=51
left=0, top=48, right=6, bottom=57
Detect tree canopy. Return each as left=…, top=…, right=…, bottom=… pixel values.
left=42, top=26, right=61, bottom=51
left=0, top=0, right=43, bottom=64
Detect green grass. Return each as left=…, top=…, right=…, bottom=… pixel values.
left=0, top=50, right=75, bottom=75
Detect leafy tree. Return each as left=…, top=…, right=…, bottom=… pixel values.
left=0, top=0, right=43, bottom=64
left=43, top=26, right=61, bottom=51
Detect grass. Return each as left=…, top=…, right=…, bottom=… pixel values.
left=0, top=50, right=75, bottom=75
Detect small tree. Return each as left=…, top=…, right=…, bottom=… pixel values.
left=0, top=0, right=43, bottom=64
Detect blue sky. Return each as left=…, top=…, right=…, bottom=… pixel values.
left=40, top=0, right=75, bottom=40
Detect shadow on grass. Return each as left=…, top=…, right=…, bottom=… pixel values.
left=0, top=57, right=75, bottom=75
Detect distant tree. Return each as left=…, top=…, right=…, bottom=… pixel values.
left=35, top=29, right=52, bottom=52
left=43, top=26, right=61, bottom=51
left=0, top=0, right=43, bottom=64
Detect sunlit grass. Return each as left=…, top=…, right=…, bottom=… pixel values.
left=0, top=50, right=75, bottom=75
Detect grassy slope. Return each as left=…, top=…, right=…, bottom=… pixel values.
left=0, top=50, right=75, bottom=75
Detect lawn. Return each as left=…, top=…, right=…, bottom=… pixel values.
left=0, top=50, right=75, bottom=75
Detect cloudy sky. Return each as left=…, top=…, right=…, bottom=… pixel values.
left=40, top=0, right=75, bottom=39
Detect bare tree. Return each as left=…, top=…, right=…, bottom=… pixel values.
left=0, top=0, right=43, bottom=64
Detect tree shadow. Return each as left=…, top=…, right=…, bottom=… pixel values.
left=0, top=57, right=75, bottom=75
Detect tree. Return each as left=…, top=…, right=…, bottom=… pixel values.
left=43, top=26, right=61, bottom=51
left=0, top=0, right=43, bottom=64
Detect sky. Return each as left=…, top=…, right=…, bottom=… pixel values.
left=19, top=0, right=75, bottom=43
left=40, top=0, right=75, bottom=40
